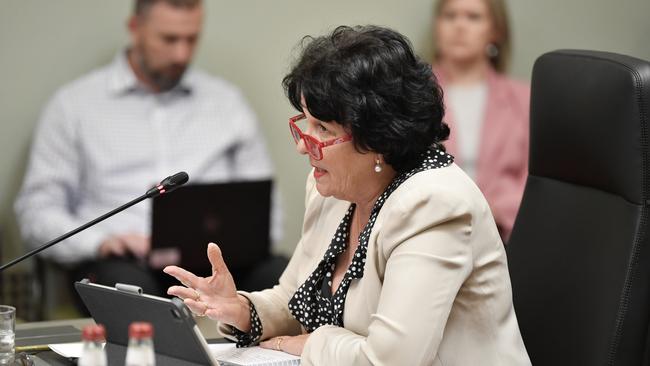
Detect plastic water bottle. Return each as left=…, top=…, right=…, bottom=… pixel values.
left=78, top=324, right=107, bottom=366
left=125, top=322, right=155, bottom=366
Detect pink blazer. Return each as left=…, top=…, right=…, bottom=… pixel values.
left=434, top=67, right=531, bottom=242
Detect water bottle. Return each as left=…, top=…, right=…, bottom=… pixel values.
left=78, top=324, right=107, bottom=366
left=125, top=322, right=155, bottom=366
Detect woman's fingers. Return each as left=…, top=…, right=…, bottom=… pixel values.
left=164, top=247, right=240, bottom=322
left=163, top=265, right=200, bottom=288
left=259, top=335, right=307, bottom=356
left=183, top=298, right=210, bottom=316
left=167, top=285, right=200, bottom=301
left=203, top=308, right=222, bottom=320
left=207, top=243, right=228, bottom=276
left=177, top=291, right=244, bottom=324
left=259, top=338, right=275, bottom=349
left=184, top=298, right=228, bottom=321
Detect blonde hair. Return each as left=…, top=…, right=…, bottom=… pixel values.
left=433, top=0, right=511, bottom=73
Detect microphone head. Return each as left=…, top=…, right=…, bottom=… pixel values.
left=146, top=171, right=190, bottom=198
left=164, top=171, right=189, bottom=187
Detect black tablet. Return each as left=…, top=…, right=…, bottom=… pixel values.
left=74, top=279, right=218, bottom=365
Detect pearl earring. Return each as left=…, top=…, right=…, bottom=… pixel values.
left=374, top=158, right=383, bottom=173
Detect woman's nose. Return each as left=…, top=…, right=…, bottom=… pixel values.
left=295, top=138, right=309, bottom=155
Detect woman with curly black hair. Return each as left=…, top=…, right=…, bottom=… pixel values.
left=165, top=25, right=530, bottom=365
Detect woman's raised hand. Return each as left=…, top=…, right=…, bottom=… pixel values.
left=164, top=242, right=251, bottom=332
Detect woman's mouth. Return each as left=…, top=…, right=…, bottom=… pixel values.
left=313, top=167, right=327, bottom=179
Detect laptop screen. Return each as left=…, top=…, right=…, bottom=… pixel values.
left=150, top=180, right=272, bottom=276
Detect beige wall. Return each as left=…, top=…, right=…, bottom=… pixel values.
left=1, top=0, right=649, bottom=263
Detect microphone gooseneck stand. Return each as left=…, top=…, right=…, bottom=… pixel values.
left=0, top=171, right=189, bottom=272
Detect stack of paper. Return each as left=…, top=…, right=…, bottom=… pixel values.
left=209, top=344, right=301, bottom=366
left=49, top=342, right=301, bottom=366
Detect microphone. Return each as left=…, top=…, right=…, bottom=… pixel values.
left=0, top=171, right=189, bottom=272
left=145, top=171, right=189, bottom=198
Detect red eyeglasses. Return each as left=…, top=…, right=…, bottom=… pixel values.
left=289, top=113, right=352, bottom=160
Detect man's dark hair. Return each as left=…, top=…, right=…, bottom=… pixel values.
left=134, top=0, right=201, bottom=16
left=283, top=25, right=449, bottom=172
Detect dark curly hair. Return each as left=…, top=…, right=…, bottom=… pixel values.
left=283, top=25, right=449, bottom=172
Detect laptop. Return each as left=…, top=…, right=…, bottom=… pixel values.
left=150, top=180, right=272, bottom=276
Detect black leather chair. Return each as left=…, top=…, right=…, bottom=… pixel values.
left=507, top=50, right=650, bottom=365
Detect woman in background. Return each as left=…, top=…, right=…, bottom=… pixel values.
left=433, top=0, right=530, bottom=242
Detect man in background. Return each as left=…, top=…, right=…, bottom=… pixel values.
left=15, top=0, right=285, bottom=298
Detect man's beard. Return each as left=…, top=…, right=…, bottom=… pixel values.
left=137, top=52, right=187, bottom=92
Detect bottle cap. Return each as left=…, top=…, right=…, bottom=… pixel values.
left=82, top=324, right=106, bottom=342
left=129, top=322, right=154, bottom=339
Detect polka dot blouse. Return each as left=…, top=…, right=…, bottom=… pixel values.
left=233, top=148, right=453, bottom=346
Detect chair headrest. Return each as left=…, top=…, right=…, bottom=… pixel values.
left=530, top=49, right=650, bottom=204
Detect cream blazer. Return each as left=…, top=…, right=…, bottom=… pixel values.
left=219, top=163, right=531, bottom=365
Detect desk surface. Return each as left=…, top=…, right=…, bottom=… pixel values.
left=17, top=315, right=220, bottom=337
left=17, top=318, right=91, bottom=331
left=16, top=316, right=222, bottom=365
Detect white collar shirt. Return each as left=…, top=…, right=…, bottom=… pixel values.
left=15, top=51, right=280, bottom=265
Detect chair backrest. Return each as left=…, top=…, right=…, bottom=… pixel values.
left=507, top=50, right=650, bottom=365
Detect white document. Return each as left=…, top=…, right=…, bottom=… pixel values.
left=50, top=342, right=300, bottom=365
left=49, top=342, right=97, bottom=358
left=209, top=343, right=301, bottom=366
